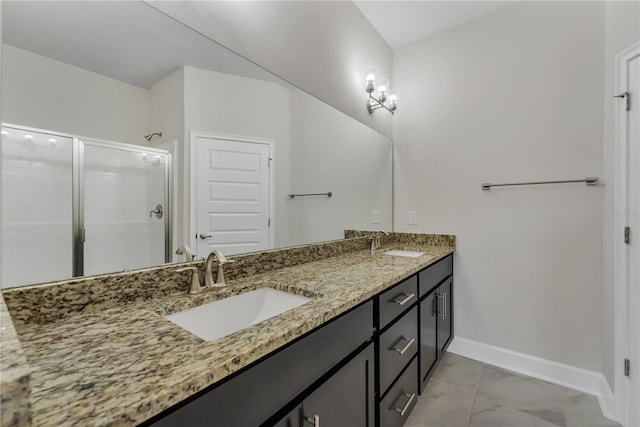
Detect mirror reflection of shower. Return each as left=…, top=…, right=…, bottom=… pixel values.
left=144, top=131, right=163, bottom=142
left=1, top=124, right=172, bottom=288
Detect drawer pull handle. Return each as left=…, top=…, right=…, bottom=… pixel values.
left=390, top=337, right=416, bottom=355
left=304, top=415, right=320, bottom=427
left=390, top=293, right=415, bottom=306
left=393, top=392, right=416, bottom=417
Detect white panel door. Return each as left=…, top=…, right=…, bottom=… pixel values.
left=196, top=137, right=271, bottom=256
left=626, top=53, right=639, bottom=427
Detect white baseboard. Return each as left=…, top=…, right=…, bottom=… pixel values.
left=447, top=337, right=618, bottom=423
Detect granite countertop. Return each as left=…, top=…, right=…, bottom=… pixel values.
left=5, top=242, right=454, bottom=426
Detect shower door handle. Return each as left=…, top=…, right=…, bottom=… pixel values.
left=149, top=204, right=163, bottom=219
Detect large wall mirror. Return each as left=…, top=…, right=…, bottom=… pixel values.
left=0, top=1, right=393, bottom=288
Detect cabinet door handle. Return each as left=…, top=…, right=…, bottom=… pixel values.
left=390, top=292, right=415, bottom=306
left=393, top=392, right=416, bottom=417
left=390, top=336, right=415, bottom=355
left=304, top=415, right=320, bottom=427
left=443, top=291, right=447, bottom=319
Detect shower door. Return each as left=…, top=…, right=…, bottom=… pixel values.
left=81, top=141, right=171, bottom=276
left=1, top=124, right=171, bottom=288
left=1, top=127, right=74, bottom=287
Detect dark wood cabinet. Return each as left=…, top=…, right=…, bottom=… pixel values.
left=419, top=292, right=437, bottom=390
left=148, top=302, right=372, bottom=427
left=276, top=344, right=375, bottom=427
left=147, top=253, right=454, bottom=427
left=418, top=254, right=453, bottom=393
left=436, top=277, right=453, bottom=355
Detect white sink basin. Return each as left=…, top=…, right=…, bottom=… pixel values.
left=166, top=288, right=312, bottom=341
left=383, top=250, right=426, bottom=258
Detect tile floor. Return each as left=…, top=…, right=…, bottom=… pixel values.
left=405, top=353, right=620, bottom=427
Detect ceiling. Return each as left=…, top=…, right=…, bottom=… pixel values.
left=354, top=1, right=513, bottom=49
left=1, top=1, right=287, bottom=89
left=2, top=1, right=515, bottom=89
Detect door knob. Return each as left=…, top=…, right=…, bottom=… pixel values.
left=199, top=233, right=213, bottom=240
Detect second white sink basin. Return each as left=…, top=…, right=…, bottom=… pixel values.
left=383, top=250, right=425, bottom=258
left=166, top=288, right=312, bottom=341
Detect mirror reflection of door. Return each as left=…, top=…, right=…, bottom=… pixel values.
left=194, top=135, right=272, bottom=257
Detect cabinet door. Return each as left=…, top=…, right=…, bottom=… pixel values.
left=420, top=292, right=437, bottom=391
left=273, top=406, right=301, bottom=427
left=302, top=344, right=375, bottom=427
left=437, top=278, right=453, bottom=354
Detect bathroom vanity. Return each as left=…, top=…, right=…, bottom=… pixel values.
left=0, top=233, right=454, bottom=426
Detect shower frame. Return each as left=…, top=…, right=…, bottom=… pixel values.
left=3, top=123, right=173, bottom=278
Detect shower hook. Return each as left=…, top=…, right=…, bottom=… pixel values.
left=150, top=204, right=164, bottom=219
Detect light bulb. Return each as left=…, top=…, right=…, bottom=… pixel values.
left=389, top=89, right=398, bottom=111
left=377, top=79, right=388, bottom=103
left=364, top=66, right=377, bottom=94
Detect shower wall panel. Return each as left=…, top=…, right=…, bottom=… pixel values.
left=1, top=127, right=73, bottom=287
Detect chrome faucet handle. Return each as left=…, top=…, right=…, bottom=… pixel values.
left=176, top=267, right=201, bottom=295
left=214, top=258, right=236, bottom=287
left=370, top=236, right=381, bottom=250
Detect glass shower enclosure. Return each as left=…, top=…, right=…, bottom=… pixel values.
left=1, top=124, right=172, bottom=288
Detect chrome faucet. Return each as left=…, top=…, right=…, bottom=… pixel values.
left=370, top=230, right=390, bottom=250
left=175, top=266, right=201, bottom=295
left=175, top=245, right=193, bottom=262
left=205, top=250, right=235, bottom=288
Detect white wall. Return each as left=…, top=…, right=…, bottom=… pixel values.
left=1, top=45, right=148, bottom=145
left=288, top=88, right=393, bottom=245
left=602, top=1, right=640, bottom=388
left=182, top=66, right=291, bottom=251
left=146, top=0, right=394, bottom=139
left=393, top=1, right=605, bottom=373
left=149, top=67, right=186, bottom=260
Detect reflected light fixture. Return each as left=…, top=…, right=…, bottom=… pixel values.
left=365, top=67, right=397, bottom=114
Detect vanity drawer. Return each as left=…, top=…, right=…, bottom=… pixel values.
left=379, top=357, right=418, bottom=427
left=378, top=275, right=417, bottom=329
left=379, top=306, right=418, bottom=394
left=419, top=254, right=452, bottom=296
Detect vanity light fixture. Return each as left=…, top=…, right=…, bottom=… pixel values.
left=365, top=67, right=398, bottom=115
